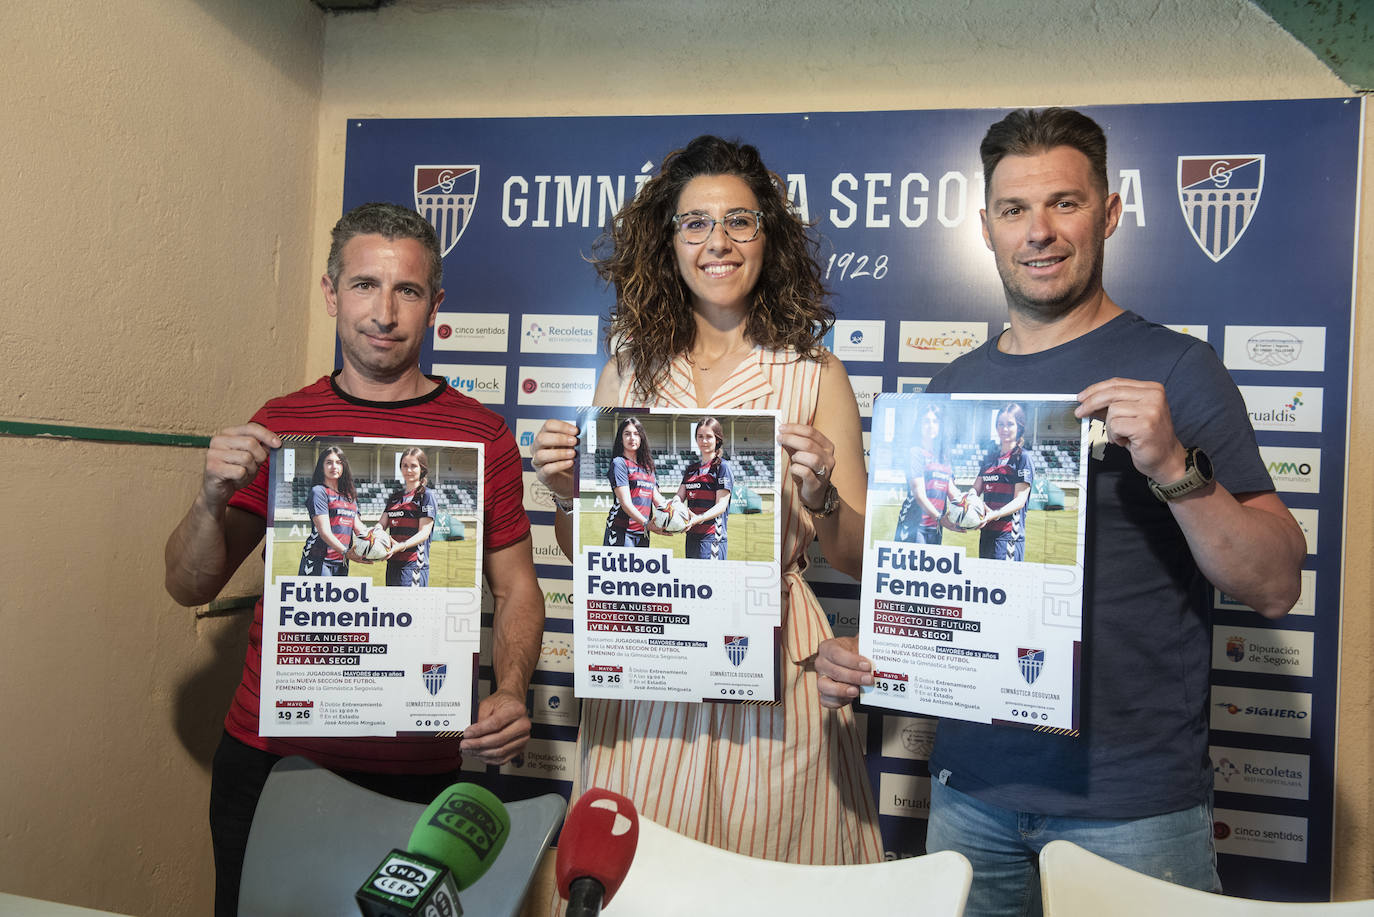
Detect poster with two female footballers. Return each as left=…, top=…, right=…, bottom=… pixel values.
left=859, top=393, right=1089, bottom=733
left=571, top=408, right=784, bottom=703
left=258, top=435, right=485, bottom=737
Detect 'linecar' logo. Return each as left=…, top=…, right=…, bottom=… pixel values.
left=1177, top=155, right=1264, bottom=262
left=415, top=165, right=480, bottom=257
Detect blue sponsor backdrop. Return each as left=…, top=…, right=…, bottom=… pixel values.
left=341, top=98, right=1361, bottom=900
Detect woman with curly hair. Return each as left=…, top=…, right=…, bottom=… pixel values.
left=532, top=135, right=881, bottom=866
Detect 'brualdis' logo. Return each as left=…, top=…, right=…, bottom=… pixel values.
left=1177, top=155, right=1264, bottom=262
left=415, top=165, right=480, bottom=257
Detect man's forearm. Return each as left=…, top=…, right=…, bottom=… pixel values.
left=165, top=499, right=262, bottom=607
left=165, top=422, right=277, bottom=606
left=165, top=494, right=233, bottom=606
left=485, top=535, right=546, bottom=695
left=1173, top=487, right=1304, bottom=619
left=491, top=584, right=544, bottom=697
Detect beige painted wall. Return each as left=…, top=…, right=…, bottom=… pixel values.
left=1, top=0, right=323, bottom=913
left=312, top=0, right=1372, bottom=905
left=2, top=0, right=1367, bottom=913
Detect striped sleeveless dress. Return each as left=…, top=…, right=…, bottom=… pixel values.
left=575, top=347, right=883, bottom=864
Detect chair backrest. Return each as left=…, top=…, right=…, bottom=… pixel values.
left=600, top=814, right=971, bottom=916
left=1040, top=839, right=1374, bottom=916
left=238, top=756, right=564, bottom=917
left=0, top=891, right=134, bottom=916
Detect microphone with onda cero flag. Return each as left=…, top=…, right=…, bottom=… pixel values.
left=555, top=788, right=640, bottom=916
left=355, top=782, right=511, bottom=917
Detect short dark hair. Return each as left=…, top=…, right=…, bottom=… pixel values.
left=326, top=202, right=443, bottom=299
left=980, top=108, right=1109, bottom=197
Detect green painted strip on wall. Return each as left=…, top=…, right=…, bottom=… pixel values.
left=202, top=594, right=260, bottom=617
left=0, top=420, right=211, bottom=449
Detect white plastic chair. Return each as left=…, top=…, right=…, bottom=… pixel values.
left=0, top=892, right=133, bottom=916
left=605, top=814, right=971, bottom=915
left=1040, top=839, right=1374, bottom=916
left=238, top=756, right=564, bottom=916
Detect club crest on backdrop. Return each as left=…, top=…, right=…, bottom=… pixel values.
left=1176, top=155, right=1264, bottom=263
left=415, top=165, right=480, bottom=257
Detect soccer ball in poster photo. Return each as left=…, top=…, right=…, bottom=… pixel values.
left=651, top=497, right=693, bottom=534
left=943, top=490, right=988, bottom=531
left=352, top=524, right=394, bottom=561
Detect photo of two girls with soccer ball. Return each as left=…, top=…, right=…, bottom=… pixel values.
left=868, top=393, right=1086, bottom=567
left=574, top=408, right=780, bottom=564
left=266, top=436, right=482, bottom=590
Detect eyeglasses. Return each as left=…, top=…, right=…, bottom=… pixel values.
left=672, top=209, right=764, bottom=244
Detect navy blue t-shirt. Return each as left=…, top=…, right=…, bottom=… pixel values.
left=926, top=311, right=1272, bottom=818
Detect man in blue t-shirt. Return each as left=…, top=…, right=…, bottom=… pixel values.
left=818, top=108, right=1306, bottom=915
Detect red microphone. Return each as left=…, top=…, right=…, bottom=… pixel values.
left=556, top=788, right=640, bottom=916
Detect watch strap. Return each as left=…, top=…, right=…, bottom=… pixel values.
left=806, top=482, right=840, bottom=517
left=1148, top=447, right=1213, bottom=502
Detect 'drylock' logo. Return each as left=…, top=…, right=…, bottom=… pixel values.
left=415, top=165, right=480, bottom=257
left=1177, top=155, right=1265, bottom=263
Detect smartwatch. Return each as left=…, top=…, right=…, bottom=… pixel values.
left=1148, top=447, right=1214, bottom=502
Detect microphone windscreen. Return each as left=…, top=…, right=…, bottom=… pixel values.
left=555, top=788, right=640, bottom=904
left=407, top=783, right=512, bottom=890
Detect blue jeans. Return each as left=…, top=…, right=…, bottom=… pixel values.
left=926, top=780, right=1220, bottom=917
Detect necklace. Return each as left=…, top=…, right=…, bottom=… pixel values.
left=687, top=341, right=751, bottom=373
